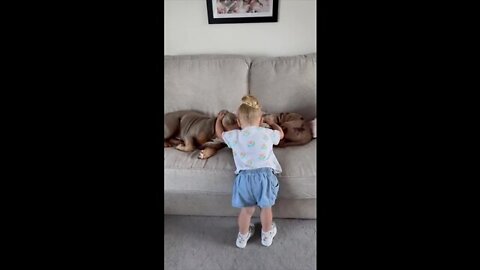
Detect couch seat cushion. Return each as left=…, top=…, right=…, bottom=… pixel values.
left=164, top=140, right=316, bottom=199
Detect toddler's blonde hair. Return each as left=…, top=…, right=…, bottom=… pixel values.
left=238, top=95, right=262, bottom=125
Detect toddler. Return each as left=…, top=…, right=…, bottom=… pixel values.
left=215, top=95, right=284, bottom=248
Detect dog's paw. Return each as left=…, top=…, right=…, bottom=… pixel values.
left=175, top=144, right=184, bottom=150
left=176, top=144, right=193, bottom=152
left=198, top=148, right=216, bottom=159
left=198, top=150, right=207, bottom=159
left=164, top=142, right=173, bottom=147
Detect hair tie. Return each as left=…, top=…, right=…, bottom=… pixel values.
left=242, top=100, right=259, bottom=109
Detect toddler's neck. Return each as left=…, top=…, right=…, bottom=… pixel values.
left=240, top=124, right=259, bottom=129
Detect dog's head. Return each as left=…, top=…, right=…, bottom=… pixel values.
left=220, top=110, right=239, bottom=131
left=262, top=113, right=278, bottom=125
left=278, top=112, right=304, bottom=123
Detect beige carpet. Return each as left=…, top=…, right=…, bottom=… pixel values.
left=164, top=215, right=317, bottom=270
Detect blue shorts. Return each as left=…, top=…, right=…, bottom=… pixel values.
left=232, top=167, right=279, bottom=208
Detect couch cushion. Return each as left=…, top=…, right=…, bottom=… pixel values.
left=164, top=55, right=251, bottom=116
left=249, top=54, right=316, bottom=121
left=164, top=193, right=317, bottom=219
left=164, top=139, right=316, bottom=199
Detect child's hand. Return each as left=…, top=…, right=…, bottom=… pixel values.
left=217, top=111, right=226, bottom=120
left=264, top=118, right=275, bottom=126
left=263, top=114, right=276, bottom=126
left=215, top=111, right=227, bottom=140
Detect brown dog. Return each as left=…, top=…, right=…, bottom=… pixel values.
left=262, top=112, right=313, bottom=147
left=164, top=110, right=238, bottom=159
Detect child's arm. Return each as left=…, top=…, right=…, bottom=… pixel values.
left=265, top=118, right=284, bottom=140
left=215, top=111, right=226, bottom=141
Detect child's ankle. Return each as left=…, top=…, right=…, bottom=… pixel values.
left=262, top=226, right=272, bottom=233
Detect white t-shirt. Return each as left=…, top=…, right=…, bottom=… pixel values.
left=223, top=126, right=282, bottom=174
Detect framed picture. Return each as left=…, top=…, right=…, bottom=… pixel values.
left=206, top=0, right=279, bottom=24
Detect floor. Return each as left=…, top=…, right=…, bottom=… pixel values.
left=164, top=215, right=317, bottom=270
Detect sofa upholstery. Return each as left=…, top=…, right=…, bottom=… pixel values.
left=164, top=53, right=316, bottom=219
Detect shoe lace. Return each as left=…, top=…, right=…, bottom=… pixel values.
left=238, top=233, right=247, bottom=243
left=262, top=233, right=269, bottom=241
left=238, top=225, right=254, bottom=243
left=262, top=229, right=273, bottom=241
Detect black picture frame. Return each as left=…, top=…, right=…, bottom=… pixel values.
left=206, top=0, right=279, bottom=24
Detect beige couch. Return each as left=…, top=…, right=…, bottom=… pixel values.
left=164, top=54, right=316, bottom=219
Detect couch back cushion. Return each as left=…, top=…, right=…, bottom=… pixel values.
left=249, top=54, right=316, bottom=121
left=164, top=55, right=251, bottom=116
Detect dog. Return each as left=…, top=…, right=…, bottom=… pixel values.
left=217, top=0, right=265, bottom=14
left=262, top=112, right=313, bottom=147
left=164, top=110, right=238, bottom=159
left=246, top=0, right=265, bottom=13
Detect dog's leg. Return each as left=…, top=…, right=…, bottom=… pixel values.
left=175, top=137, right=196, bottom=152
left=164, top=111, right=184, bottom=147
left=164, top=115, right=180, bottom=139
left=164, top=138, right=183, bottom=148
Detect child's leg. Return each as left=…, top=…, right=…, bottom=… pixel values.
left=238, top=206, right=256, bottom=234
left=260, top=207, right=277, bottom=247
left=260, top=207, right=273, bottom=232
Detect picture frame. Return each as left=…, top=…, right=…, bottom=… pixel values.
left=206, top=0, right=279, bottom=24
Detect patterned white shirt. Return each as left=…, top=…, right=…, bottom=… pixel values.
left=223, top=126, right=282, bottom=174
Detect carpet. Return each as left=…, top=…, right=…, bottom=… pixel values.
left=164, top=215, right=316, bottom=270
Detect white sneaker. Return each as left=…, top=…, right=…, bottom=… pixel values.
left=236, top=223, right=255, bottom=248
left=261, top=222, right=277, bottom=247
